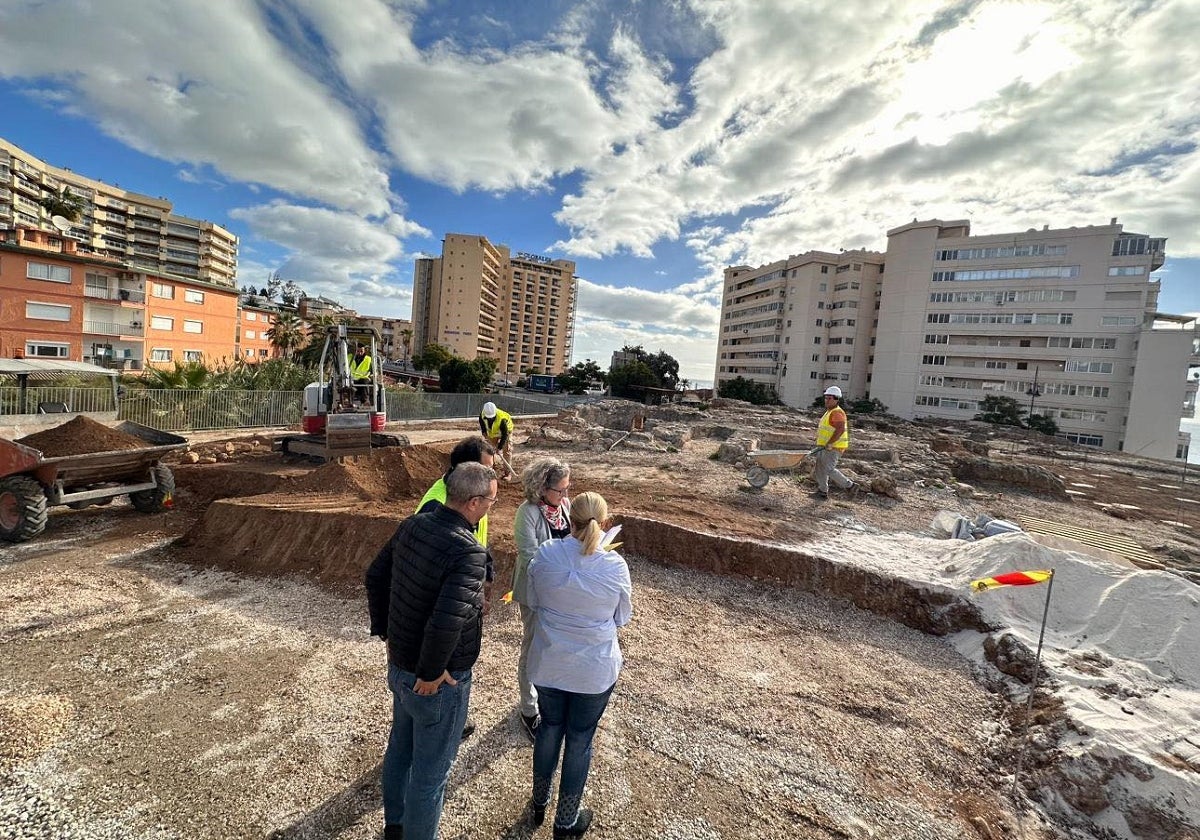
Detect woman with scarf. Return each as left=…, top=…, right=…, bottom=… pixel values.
left=512, top=457, right=572, bottom=741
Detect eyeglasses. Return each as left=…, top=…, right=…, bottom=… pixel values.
left=545, top=484, right=571, bottom=495
left=472, top=495, right=499, bottom=505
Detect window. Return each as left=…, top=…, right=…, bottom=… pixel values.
left=820, top=267, right=828, bottom=274
left=259, top=349, right=269, bottom=357
left=245, top=330, right=256, bottom=340
left=1108, top=266, right=1145, bottom=276
left=151, top=316, right=174, bottom=331
left=815, top=319, right=823, bottom=326
left=246, top=312, right=258, bottom=321
left=1065, top=360, right=1114, bottom=374
left=151, top=282, right=175, bottom=299
left=151, top=348, right=173, bottom=362
left=925, top=334, right=949, bottom=344
left=27, top=261, right=72, bottom=283
left=813, top=337, right=821, bottom=344
left=185, top=289, right=205, bottom=304
left=927, top=313, right=950, bottom=323
left=25, top=341, right=69, bottom=358
left=1101, top=315, right=1138, bottom=326
left=184, top=350, right=203, bottom=362
left=26, top=302, right=71, bottom=321
left=183, top=320, right=202, bottom=334
left=922, top=355, right=946, bottom=365
left=1064, top=432, right=1103, bottom=447
left=919, top=375, right=944, bottom=386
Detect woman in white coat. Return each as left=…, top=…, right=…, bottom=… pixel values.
left=525, top=492, right=632, bottom=839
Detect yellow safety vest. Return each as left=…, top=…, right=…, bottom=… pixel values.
left=817, top=406, right=849, bottom=450
left=417, top=478, right=488, bottom=546
left=349, top=354, right=372, bottom=380
left=482, top=408, right=513, bottom=440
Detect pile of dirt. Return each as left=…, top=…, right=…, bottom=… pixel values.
left=289, top=444, right=448, bottom=500
left=15, top=416, right=147, bottom=457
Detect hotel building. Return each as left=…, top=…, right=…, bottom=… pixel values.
left=412, top=234, right=578, bottom=377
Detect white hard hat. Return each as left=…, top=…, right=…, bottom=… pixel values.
left=823, top=386, right=842, bottom=398
left=482, top=402, right=497, bottom=418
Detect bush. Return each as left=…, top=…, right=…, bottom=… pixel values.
left=719, top=376, right=779, bottom=405
left=1025, top=413, right=1059, bottom=436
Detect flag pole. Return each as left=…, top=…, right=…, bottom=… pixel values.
left=1012, top=568, right=1056, bottom=796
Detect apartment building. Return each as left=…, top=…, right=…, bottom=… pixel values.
left=871, top=219, right=1188, bottom=460
left=411, top=234, right=577, bottom=377
left=143, top=274, right=239, bottom=367
left=1, top=227, right=99, bottom=362
left=358, top=315, right=412, bottom=361
left=237, top=299, right=281, bottom=362
left=0, top=137, right=238, bottom=286
left=715, top=249, right=885, bottom=407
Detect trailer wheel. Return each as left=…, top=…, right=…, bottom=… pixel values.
left=130, top=465, right=175, bottom=513
left=0, top=476, right=49, bottom=543
left=746, top=465, right=770, bottom=488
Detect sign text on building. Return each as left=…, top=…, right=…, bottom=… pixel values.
left=515, top=251, right=554, bottom=265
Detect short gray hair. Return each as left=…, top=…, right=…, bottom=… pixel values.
left=521, top=457, right=570, bottom=503
left=445, top=461, right=497, bottom=504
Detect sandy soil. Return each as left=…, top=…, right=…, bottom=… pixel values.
left=4, top=406, right=1197, bottom=839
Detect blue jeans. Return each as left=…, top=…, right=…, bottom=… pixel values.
left=532, top=682, right=615, bottom=829
left=382, top=664, right=473, bottom=840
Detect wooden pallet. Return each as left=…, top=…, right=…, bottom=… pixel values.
left=1020, top=516, right=1161, bottom=567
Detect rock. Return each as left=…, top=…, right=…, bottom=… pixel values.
left=199, top=456, right=219, bottom=465
left=983, top=632, right=1037, bottom=682
left=950, top=458, right=1070, bottom=500
left=183, top=452, right=200, bottom=464
left=869, top=476, right=900, bottom=499
left=954, top=482, right=975, bottom=498
left=716, top=441, right=748, bottom=463
left=541, top=427, right=574, bottom=443
left=224, top=442, right=236, bottom=454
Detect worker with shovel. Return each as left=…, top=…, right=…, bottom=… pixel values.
left=480, top=401, right=515, bottom=480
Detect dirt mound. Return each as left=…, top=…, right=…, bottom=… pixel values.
left=289, top=444, right=448, bottom=501
left=16, top=416, right=147, bottom=457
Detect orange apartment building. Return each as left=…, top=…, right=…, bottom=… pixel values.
left=237, top=299, right=280, bottom=361
left=143, top=274, right=239, bottom=367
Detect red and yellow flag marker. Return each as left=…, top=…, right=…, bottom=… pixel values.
left=500, top=590, right=513, bottom=604
left=970, top=569, right=1052, bottom=592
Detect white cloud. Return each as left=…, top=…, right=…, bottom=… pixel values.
left=0, top=0, right=393, bottom=215
left=229, top=202, right=425, bottom=316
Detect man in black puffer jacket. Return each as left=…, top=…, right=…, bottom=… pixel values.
left=365, top=461, right=497, bottom=840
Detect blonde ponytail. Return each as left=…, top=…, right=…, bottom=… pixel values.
left=569, top=491, right=609, bottom=555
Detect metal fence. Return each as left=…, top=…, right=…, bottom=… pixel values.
left=2, top=387, right=596, bottom=432
left=0, top=386, right=117, bottom=415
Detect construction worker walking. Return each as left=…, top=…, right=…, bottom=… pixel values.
left=812, top=386, right=858, bottom=500
left=480, top=402, right=515, bottom=479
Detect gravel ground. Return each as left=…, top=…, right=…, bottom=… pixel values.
left=0, top=505, right=1049, bottom=840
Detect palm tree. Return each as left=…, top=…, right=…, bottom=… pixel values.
left=266, top=311, right=306, bottom=359
left=40, top=186, right=87, bottom=222
left=400, top=328, right=414, bottom=366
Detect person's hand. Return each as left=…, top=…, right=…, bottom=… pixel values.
left=414, top=671, right=457, bottom=695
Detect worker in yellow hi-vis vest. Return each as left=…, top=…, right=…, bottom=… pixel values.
left=479, top=401, right=515, bottom=479
left=349, top=343, right=373, bottom=402
left=812, top=385, right=860, bottom=500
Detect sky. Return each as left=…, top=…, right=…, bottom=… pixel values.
left=1, top=0, right=1198, bottom=386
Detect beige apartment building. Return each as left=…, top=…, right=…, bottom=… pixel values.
left=716, top=249, right=885, bottom=408
left=872, top=218, right=1189, bottom=460
left=715, top=218, right=1192, bottom=461
left=411, top=234, right=577, bottom=377
left=0, top=137, right=238, bottom=287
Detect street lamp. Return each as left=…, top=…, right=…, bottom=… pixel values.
left=1027, top=366, right=1042, bottom=417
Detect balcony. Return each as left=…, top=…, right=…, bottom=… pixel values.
left=84, top=320, right=144, bottom=337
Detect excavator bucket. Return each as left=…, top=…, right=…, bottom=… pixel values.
left=324, top=412, right=373, bottom=458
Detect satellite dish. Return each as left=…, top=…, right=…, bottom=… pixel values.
left=50, top=215, right=72, bottom=233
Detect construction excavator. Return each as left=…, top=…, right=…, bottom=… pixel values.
left=277, top=325, right=408, bottom=460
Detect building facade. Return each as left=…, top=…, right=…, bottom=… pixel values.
left=358, top=315, right=412, bottom=362
left=411, top=234, right=577, bottom=377
left=142, top=274, right=239, bottom=367
left=236, top=299, right=281, bottom=362
left=1, top=137, right=239, bottom=287
left=715, top=249, right=885, bottom=407
left=872, top=218, right=1185, bottom=460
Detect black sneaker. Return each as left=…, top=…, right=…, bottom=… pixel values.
left=521, top=713, right=540, bottom=742
left=809, top=490, right=828, bottom=500
left=461, top=719, right=476, bottom=741
left=529, top=800, right=547, bottom=828
left=553, top=808, right=593, bottom=838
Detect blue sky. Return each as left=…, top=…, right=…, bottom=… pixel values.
left=2, top=0, right=1198, bottom=385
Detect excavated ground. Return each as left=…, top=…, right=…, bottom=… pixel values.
left=4, top=404, right=1198, bottom=839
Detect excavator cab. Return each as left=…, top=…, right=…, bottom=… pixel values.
left=280, top=325, right=404, bottom=460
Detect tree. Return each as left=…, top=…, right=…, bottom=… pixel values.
left=556, top=359, right=606, bottom=395
left=847, top=396, right=889, bottom=415
left=718, top=376, right=779, bottom=405
left=39, top=186, right=86, bottom=222
left=412, top=343, right=455, bottom=373
left=438, top=356, right=496, bottom=393
left=974, top=395, right=1024, bottom=426
left=615, top=344, right=680, bottom=391
left=608, top=361, right=659, bottom=399
left=1025, top=413, right=1059, bottom=436
left=266, top=311, right=306, bottom=359
left=399, top=328, right=414, bottom=365
left=143, top=361, right=211, bottom=389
